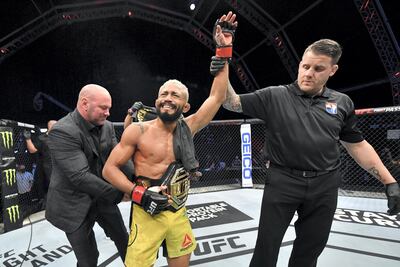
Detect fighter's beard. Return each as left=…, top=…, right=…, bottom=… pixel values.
left=156, top=106, right=183, bottom=122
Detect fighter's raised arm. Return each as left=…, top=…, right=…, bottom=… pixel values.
left=185, top=11, right=238, bottom=134
left=208, top=12, right=242, bottom=114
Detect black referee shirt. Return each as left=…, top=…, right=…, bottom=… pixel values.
left=240, top=82, right=364, bottom=171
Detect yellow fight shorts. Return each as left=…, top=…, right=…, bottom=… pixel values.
left=125, top=204, right=197, bottom=267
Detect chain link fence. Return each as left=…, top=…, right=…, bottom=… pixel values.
left=340, top=107, right=400, bottom=197
left=1, top=106, right=400, bottom=233
left=1, top=120, right=47, bottom=232
left=114, top=106, right=400, bottom=197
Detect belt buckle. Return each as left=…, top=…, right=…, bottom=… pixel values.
left=136, top=178, right=152, bottom=188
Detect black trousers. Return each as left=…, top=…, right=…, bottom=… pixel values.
left=250, top=167, right=340, bottom=267
left=66, top=202, right=128, bottom=267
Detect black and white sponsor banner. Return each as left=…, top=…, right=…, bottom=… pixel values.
left=0, top=220, right=122, bottom=267
left=187, top=201, right=253, bottom=229
left=334, top=208, right=400, bottom=228
left=0, top=243, right=74, bottom=267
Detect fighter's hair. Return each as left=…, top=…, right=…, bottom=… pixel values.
left=159, top=79, right=189, bottom=101
left=303, top=39, right=342, bottom=65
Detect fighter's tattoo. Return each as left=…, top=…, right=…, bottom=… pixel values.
left=368, top=167, right=382, bottom=181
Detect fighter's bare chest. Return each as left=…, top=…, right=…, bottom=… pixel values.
left=138, top=132, right=175, bottom=160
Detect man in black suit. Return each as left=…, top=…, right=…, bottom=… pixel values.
left=46, top=84, right=130, bottom=267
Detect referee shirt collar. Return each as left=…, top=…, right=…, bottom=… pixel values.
left=290, top=81, right=331, bottom=98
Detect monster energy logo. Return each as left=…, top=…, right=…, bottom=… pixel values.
left=0, top=131, right=13, bottom=149
left=3, top=168, right=16, bottom=186
left=6, top=205, right=20, bottom=223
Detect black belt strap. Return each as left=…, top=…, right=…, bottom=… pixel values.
left=133, top=175, right=162, bottom=187
left=269, top=162, right=332, bottom=178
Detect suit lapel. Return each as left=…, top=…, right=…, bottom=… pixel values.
left=86, top=130, right=99, bottom=157
left=71, top=111, right=99, bottom=157
left=98, top=125, right=108, bottom=165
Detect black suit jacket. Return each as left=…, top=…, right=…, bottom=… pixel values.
left=46, top=110, right=125, bottom=233
left=32, top=133, right=52, bottom=179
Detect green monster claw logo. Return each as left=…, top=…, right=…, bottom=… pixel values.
left=6, top=205, right=20, bottom=223
left=3, top=168, right=16, bottom=186
left=0, top=131, right=13, bottom=149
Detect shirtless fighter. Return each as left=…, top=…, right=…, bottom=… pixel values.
left=103, top=11, right=238, bottom=267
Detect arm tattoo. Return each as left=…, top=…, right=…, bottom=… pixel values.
left=368, top=167, right=383, bottom=182
left=223, top=83, right=243, bottom=113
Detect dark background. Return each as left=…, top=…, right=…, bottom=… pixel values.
left=0, top=0, right=399, bottom=127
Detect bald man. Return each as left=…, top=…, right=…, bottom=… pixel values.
left=46, top=84, right=131, bottom=267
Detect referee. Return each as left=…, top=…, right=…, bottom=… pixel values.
left=212, top=38, right=400, bottom=267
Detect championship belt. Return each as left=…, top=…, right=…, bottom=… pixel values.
left=134, top=106, right=158, bottom=122
left=160, top=162, right=190, bottom=212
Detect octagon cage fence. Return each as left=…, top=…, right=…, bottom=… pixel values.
left=1, top=105, right=400, bottom=233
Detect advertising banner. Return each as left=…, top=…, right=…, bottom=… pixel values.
left=240, top=124, right=253, bottom=188
left=0, top=126, right=23, bottom=232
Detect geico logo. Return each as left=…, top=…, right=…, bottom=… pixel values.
left=194, top=236, right=246, bottom=256
left=0, top=131, right=13, bottom=149
left=241, top=132, right=252, bottom=179
left=6, top=205, right=20, bottom=223
left=3, top=168, right=16, bottom=186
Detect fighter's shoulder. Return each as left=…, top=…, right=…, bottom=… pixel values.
left=126, top=121, right=153, bottom=135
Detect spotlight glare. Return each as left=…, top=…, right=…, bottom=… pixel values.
left=190, top=3, right=195, bottom=10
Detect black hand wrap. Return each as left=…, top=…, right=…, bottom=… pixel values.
left=210, top=19, right=237, bottom=76
left=385, top=182, right=400, bottom=215
left=213, top=19, right=236, bottom=44
left=23, top=129, right=31, bottom=140
left=128, top=101, right=144, bottom=116
left=131, top=185, right=169, bottom=215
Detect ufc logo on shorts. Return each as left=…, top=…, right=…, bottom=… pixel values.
left=147, top=201, right=157, bottom=215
